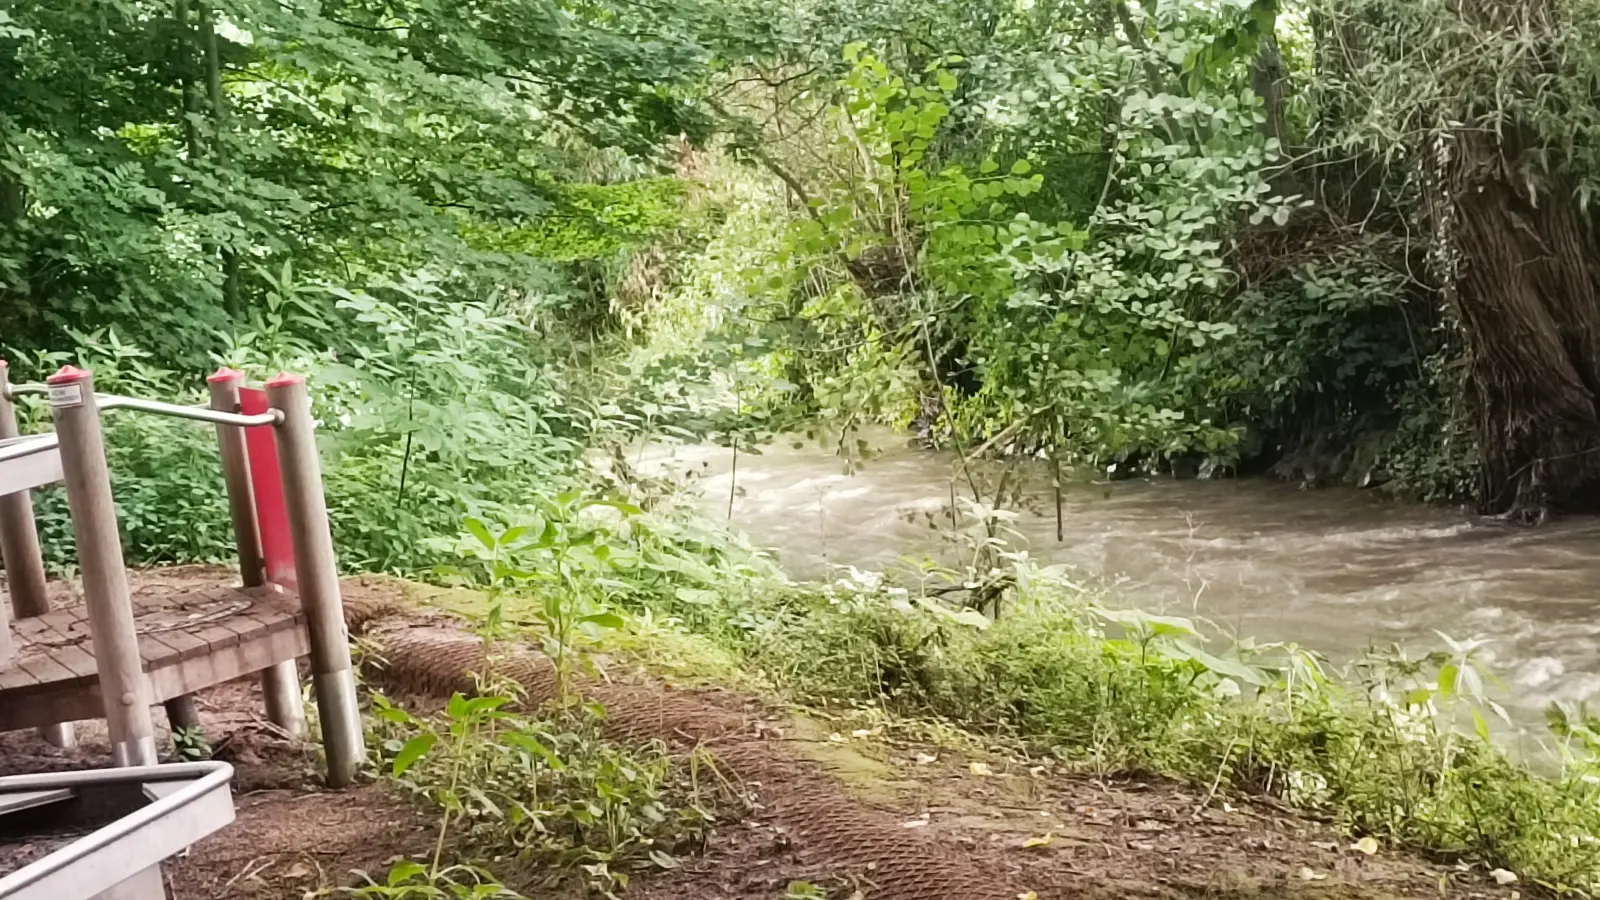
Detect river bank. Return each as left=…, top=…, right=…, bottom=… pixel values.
left=639, top=430, right=1600, bottom=740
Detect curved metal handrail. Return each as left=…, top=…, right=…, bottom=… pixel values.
left=97, top=395, right=281, bottom=428
left=2, top=385, right=280, bottom=428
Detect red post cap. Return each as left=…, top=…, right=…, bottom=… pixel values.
left=265, top=372, right=306, bottom=388
left=208, top=367, right=247, bottom=384
left=46, top=365, right=91, bottom=384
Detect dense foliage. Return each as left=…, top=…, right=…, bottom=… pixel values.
left=626, top=0, right=1600, bottom=516
left=12, top=0, right=1600, bottom=517
left=1, top=0, right=725, bottom=568
left=667, top=0, right=1463, bottom=499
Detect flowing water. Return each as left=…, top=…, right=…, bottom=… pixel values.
left=644, top=429, right=1600, bottom=744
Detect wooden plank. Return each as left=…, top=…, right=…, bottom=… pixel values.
left=225, top=615, right=270, bottom=648
left=152, top=650, right=216, bottom=705
left=51, top=643, right=98, bottom=681
left=243, top=584, right=285, bottom=603
left=149, top=626, right=307, bottom=703
left=259, top=602, right=302, bottom=630
left=0, top=662, right=38, bottom=691
left=151, top=627, right=210, bottom=663
left=221, top=611, right=267, bottom=643
left=0, top=679, right=112, bottom=731
left=0, top=574, right=324, bottom=728
left=191, top=623, right=240, bottom=651
left=23, top=621, right=73, bottom=650
left=237, top=607, right=296, bottom=638
left=18, top=653, right=77, bottom=686
left=137, top=630, right=181, bottom=666
left=10, top=616, right=52, bottom=639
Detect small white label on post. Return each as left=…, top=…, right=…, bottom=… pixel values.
left=48, top=383, right=83, bottom=408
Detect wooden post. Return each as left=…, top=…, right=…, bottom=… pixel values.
left=47, top=366, right=157, bottom=767
left=0, top=531, right=12, bottom=667
left=164, top=695, right=202, bottom=732
left=266, top=373, right=362, bottom=786
left=208, top=369, right=264, bottom=586
left=0, top=362, right=43, bottom=656
left=2, top=361, right=77, bottom=748
left=209, top=369, right=305, bottom=738
left=0, top=365, right=48, bottom=612
left=0, top=369, right=15, bottom=667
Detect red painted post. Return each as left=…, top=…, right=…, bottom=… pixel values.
left=239, top=386, right=297, bottom=590
left=210, top=369, right=305, bottom=738
left=266, top=373, right=362, bottom=786
left=47, top=366, right=157, bottom=767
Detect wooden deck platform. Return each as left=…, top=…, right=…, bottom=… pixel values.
left=0, top=571, right=306, bottom=733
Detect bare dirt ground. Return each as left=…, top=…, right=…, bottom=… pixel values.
left=0, top=572, right=1532, bottom=899
left=608, top=707, right=1523, bottom=900
left=779, top=720, right=1521, bottom=900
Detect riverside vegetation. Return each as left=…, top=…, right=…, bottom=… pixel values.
left=9, top=0, right=1600, bottom=894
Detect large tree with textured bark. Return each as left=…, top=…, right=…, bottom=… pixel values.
left=1316, top=0, right=1600, bottom=519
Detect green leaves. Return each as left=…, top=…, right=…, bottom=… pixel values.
left=504, top=731, right=567, bottom=770
left=578, top=612, right=627, bottom=631
left=386, top=861, right=428, bottom=887
left=366, top=689, right=705, bottom=898
left=743, top=20, right=1296, bottom=470
left=466, top=517, right=497, bottom=552
left=392, top=733, right=438, bottom=776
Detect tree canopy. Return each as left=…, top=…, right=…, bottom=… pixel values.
left=8, top=0, right=1600, bottom=519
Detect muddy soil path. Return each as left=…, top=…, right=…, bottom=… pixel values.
left=779, top=726, right=1521, bottom=900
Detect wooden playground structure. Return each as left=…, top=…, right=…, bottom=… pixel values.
left=0, top=362, right=364, bottom=787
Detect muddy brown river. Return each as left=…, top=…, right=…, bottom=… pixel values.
left=645, top=430, right=1600, bottom=747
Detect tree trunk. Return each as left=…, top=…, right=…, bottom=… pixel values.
left=1448, top=131, right=1600, bottom=520
left=198, top=2, right=240, bottom=318
left=174, top=0, right=203, bottom=160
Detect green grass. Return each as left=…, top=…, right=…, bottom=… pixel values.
left=710, top=581, right=1600, bottom=894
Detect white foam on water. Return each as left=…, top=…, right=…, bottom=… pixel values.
left=1516, top=657, right=1566, bottom=688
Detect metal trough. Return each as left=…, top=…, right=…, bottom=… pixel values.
left=0, top=435, right=62, bottom=498
left=0, top=762, right=234, bottom=900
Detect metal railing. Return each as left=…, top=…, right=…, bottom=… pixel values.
left=0, top=434, right=59, bottom=465
left=3, top=385, right=281, bottom=428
